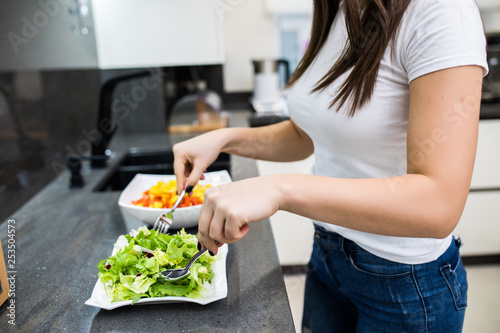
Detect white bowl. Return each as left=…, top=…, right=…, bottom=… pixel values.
left=118, top=170, right=232, bottom=229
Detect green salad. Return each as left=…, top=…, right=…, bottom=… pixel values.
left=97, top=227, right=216, bottom=304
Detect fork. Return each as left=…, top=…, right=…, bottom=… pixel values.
left=160, top=248, right=208, bottom=281
left=153, top=185, right=194, bottom=234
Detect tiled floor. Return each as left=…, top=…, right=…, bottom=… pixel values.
left=284, top=264, right=500, bottom=332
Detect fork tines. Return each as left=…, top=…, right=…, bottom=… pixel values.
left=153, top=215, right=172, bottom=234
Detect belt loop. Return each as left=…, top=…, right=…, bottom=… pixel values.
left=314, top=230, right=322, bottom=239
left=340, top=235, right=349, bottom=260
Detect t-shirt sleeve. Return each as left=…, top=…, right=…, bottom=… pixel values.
left=402, top=0, right=488, bottom=83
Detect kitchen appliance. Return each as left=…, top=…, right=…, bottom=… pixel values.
left=483, top=32, right=500, bottom=103
left=251, top=59, right=290, bottom=114
left=249, top=59, right=291, bottom=127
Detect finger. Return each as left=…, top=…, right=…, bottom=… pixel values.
left=199, top=240, right=224, bottom=251
left=186, top=164, right=206, bottom=189
left=199, top=206, right=225, bottom=256
left=239, top=223, right=250, bottom=238
left=183, top=163, right=193, bottom=179
left=206, top=208, right=227, bottom=254
left=173, top=155, right=188, bottom=195
left=224, top=224, right=250, bottom=245
left=205, top=237, right=220, bottom=256
left=224, top=214, right=250, bottom=243
left=197, top=200, right=215, bottom=254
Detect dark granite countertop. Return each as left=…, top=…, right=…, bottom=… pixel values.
left=0, top=111, right=295, bottom=332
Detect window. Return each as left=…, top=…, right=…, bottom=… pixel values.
left=276, top=14, right=312, bottom=72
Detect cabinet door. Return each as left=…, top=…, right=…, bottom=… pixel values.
left=0, top=0, right=98, bottom=70
left=92, top=0, right=224, bottom=69
left=256, top=156, right=315, bottom=265
left=470, top=120, right=500, bottom=189
left=454, top=191, right=500, bottom=256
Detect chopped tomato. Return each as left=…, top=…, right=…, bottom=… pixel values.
left=131, top=180, right=210, bottom=209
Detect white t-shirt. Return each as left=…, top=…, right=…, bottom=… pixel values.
left=287, top=0, right=488, bottom=264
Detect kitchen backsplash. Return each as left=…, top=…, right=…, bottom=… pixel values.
left=0, top=69, right=100, bottom=222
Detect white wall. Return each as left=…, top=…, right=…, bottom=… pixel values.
left=266, top=0, right=312, bottom=14
left=476, top=0, right=500, bottom=9
left=221, top=0, right=500, bottom=93
left=477, top=0, right=500, bottom=32
left=222, top=0, right=280, bottom=92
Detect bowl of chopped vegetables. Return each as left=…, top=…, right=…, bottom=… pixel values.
left=118, top=170, right=232, bottom=228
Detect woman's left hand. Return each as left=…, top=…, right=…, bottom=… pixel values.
left=198, top=175, right=284, bottom=255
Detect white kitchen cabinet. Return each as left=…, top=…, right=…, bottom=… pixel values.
left=0, top=0, right=98, bottom=70
left=0, top=0, right=224, bottom=71
left=470, top=120, right=500, bottom=189
left=453, top=119, right=500, bottom=256
left=92, top=0, right=224, bottom=69
left=256, top=156, right=315, bottom=266
left=454, top=191, right=500, bottom=256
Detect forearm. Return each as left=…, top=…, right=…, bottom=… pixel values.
left=275, top=173, right=467, bottom=239
left=220, top=120, right=314, bottom=162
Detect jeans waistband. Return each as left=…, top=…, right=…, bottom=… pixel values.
left=313, top=224, right=461, bottom=266
left=313, top=225, right=345, bottom=251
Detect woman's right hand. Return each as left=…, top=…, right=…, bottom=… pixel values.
left=172, top=129, right=228, bottom=195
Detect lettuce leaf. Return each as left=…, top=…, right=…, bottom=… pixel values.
left=97, top=227, right=216, bottom=304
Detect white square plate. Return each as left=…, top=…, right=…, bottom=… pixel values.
left=118, top=170, right=232, bottom=229
left=85, top=240, right=228, bottom=310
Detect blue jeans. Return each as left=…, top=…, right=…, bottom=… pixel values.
left=302, top=226, right=467, bottom=333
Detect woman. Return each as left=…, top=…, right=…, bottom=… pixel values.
left=173, top=0, right=488, bottom=331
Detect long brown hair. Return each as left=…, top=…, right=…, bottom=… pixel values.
left=288, top=0, right=412, bottom=116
